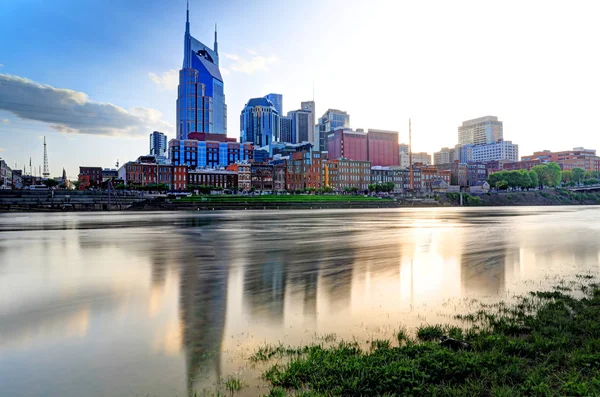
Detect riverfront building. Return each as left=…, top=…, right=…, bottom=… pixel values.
left=169, top=134, right=253, bottom=168
left=324, top=159, right=371, bottom=192
left=458, top=116, right=503, bottom=146
left=240, top=97, right=280, bottom=146
left=522, top=148, right=600, bottom=171
left=399, top=151, right=432, bottom=168
left=177, top=4, right=227, bottom=139
left=327, top=128, right=399, bottom=167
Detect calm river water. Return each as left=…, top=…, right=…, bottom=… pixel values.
left=1, top=207, right=600, bottom=396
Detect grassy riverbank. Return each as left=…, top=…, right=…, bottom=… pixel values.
left=177, top=195, right=391, bottom=203
left=251, top=276, right=600, bottom=396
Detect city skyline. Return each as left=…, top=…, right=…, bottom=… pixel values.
left=1, top=0, right=600, bottom=178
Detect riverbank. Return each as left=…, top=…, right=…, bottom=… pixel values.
left=254, top=276, right=600, bottom=396
left=441, top=189, right=600, bottom=207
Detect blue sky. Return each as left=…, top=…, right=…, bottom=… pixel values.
left=1, top=0, right=600, bottom=178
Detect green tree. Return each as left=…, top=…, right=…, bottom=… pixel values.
left=546, top=162, right=562, bottom=187
left=45, top=179, right=59, bottom=188
left=368, top=184, right=376, bottom=193
left=572, top=168, right=585, bottom=186
left=562, top=170, right=573, bottom=183
left=532, top=165, right=549, bottom=189
left=528, top=170, right=539, bottom=189
left=516, top=170, right=532, bottom=190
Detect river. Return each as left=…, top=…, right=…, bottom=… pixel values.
left=1, top=207, right=599, bottom=396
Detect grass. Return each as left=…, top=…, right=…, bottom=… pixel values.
left=222, top=375, right=245, bottom=395
left=256, top=279, right=600, bottom=396
left=177, top=194, right=390, bottom=203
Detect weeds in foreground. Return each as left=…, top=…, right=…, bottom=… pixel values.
left=222, top=375, right=245, bottom=395
left=257, top=280, right=600, bottom=396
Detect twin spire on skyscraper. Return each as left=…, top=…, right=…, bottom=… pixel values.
left=183, top=1, right=219, bottom=69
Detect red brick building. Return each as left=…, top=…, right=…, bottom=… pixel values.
left=172, top=165, right=188, bottom=191
left=187, top=169, right=238, bottom=189
left=367, top=129, right=399, bottom=167
left=522, top=148, right=600, bottom=172
left=325, top=159, right=371, bottom=192
left=78, top=166, right=103, bottom=189
left=226, top=163, right=251, bottom=191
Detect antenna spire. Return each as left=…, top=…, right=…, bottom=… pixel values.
left=43, top=136, right=50, bottom=178
left=214, top=23, right=219, bottom=55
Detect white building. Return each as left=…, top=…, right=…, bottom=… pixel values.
left=471, top=140, right=518, bottom=163
left=458, top=116, right=503, bottom=146
left=399, top=151, right=431, bottom=168
left=433, top=147, right=457, bottom=165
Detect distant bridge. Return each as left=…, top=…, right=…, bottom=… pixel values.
left=566, top=184, right=600, bottom=192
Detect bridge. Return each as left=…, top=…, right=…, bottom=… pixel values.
left=566, top=184, right=600, bottom=192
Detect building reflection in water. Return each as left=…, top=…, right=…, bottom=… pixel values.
left=178, top=219, right=229, bottom=396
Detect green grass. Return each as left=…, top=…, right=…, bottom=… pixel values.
left=222, top=374, right=245, bottom=395
left=177, top=194, right=390, bottom=203
left=257, top=279, right=600, bottom=396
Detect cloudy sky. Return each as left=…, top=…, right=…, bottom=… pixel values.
left=1, top=0, right=600, bottom=178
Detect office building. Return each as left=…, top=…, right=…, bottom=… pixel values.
left=458, top=116, right=503, bottom=146
left=399, top=151, right=431, bottom=168
left=399, top=143, right=409, bottom=154
left=522, top=148, right=600, bottom=171
left=177, top=4, right=226, bottom=139
left=287, top=109, right=312, bottom=144
left=188, top=169, right=238, bottom=189
left=300, top=101, right=316, bottom=144
left=240, top=97, right=280, bottom=146
left=149, top=131, right=167, bottom=157
left=264, top=93, right=283, bottom=116
left=280, top=116, right=293, bottom=143
left=433, top=147, right=456, bottom=165
left=327, top=128, right=368, bottom=162
left=367, top=129, right=399, bottom=167
left=471, top=140, right=518, bottom=163
left=169, top=134, right=253, bottom=168
left=317, top=109, right=350, bottom=152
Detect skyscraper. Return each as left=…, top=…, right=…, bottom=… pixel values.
left=458, top=116, right=503, bottom=146
left=287, top=109, right=312, bottom=144
left=280, top=116, right=293, bottom=143
left=177, top=4, right=227, bottom=139
left=240, top=97, right=280, bottom=147
left=300, top=101, right=316, bottom=144
left=317, top=109, right=350, bottom=152
left=150, top=131, right=167, bottom=157
left=265, top=94, right=283, bottom=116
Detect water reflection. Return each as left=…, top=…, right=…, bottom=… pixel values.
left=1, top=208, right=600, bottom=397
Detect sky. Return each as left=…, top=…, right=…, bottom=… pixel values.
left=1, top=0, right=600, bottom=179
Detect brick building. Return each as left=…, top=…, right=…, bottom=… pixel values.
left=522, top=148, right=600, bottom=172
left=251, top=164, right=274, bottom=191
left=78, top=166, right=103, bottom=189
left=188, top=169, right=238, bottom=190
left=226, top=163, right=251, bottom=191
left=325, top=159, right=371, bottom=192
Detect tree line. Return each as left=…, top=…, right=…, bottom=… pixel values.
left=487, top=162, right=562, bottom=190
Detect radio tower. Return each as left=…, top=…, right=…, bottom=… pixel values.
left=43, top=136, right=50, bottom=178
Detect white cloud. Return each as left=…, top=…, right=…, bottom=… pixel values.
left=0, top=73, right=173, bottom=137
left=223, top=51, right=278, bottom=75
left=148, top=69, right=179, bottom=91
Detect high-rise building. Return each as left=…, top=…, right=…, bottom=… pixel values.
left=399, top=143, right=409, bottom=154
left=240, top=97, right=280, bottom=147
left=280, top=116, right=293, bottom=143
left=367, top=129, right=399, bottom=167
left=177, top=4, right=227, bottom=139
left=300, top=101, right=316, bottom=144
left=471, top=140, right=518, bottom=163
left=433, top=147, right=457, bottom=165
left=265, top=94, right=283, bottom=116
left=287, top=109, right=312, bottom=144
left=458, top=116, right=503, bottom=146
left=150, top=131, right=167, bottom=157
left=317, top=109, right=350, bottom=152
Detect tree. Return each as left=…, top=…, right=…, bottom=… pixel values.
left=368, top=184, right=376, bottom=193
left=546, top=162, right=562, bottom=187
left=45, top=179, right=59, bottom=188
left=572, top=168, right=585, bottom=186
left=528, top=170, right=539, bottom=189
left=532, top=165, right=548, bottom=189
left=516, top=170, right=532, bottom=190
left=562, top=170, right=573, bottom=183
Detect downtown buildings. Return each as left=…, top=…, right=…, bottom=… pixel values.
left=150, top=131, right=167, bottom=157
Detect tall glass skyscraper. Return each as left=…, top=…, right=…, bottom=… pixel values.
left=264, top=94, right=283, bottom=116
left=149, top=131, right=167, bottom=157
left=177, top=4, right=227, bottom=140
left=240, top=98, right=280, bottom=147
